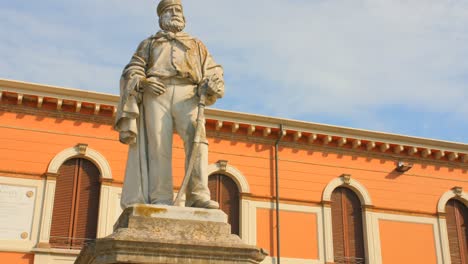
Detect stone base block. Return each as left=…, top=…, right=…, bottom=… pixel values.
left=75, top=204, right=267, bottom=264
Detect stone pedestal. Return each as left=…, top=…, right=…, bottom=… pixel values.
left=75, top=204, right=267, bottom=264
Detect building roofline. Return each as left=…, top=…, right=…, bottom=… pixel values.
left=1, top=78, right=467, bottom=161
left=205, top=108, right=467, bottom=151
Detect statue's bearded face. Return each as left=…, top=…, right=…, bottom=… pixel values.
left=159, top=5, right=185, bottom=33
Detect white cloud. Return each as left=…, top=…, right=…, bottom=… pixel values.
left=0, top=0, right=467, bottom=141
left=185, top=1, right=468, bottom=119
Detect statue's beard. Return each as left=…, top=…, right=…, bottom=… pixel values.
left=160, top=17, right=185, bottom=33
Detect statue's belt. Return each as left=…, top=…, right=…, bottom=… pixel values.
left=146, top=75, right=196, bottom=86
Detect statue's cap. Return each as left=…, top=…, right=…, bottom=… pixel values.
left=157, top=0, right=182, bottom=16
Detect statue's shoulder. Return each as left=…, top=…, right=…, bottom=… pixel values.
left=190, top=36, right=204, bottom=45
left=134, top=36, right=154, bottom=51
left=188, top=36, right=208, bottom=50
left=141, top=35, right=155, bottom=45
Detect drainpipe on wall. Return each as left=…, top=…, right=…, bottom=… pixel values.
left=275, top=124, right=285, bottom=264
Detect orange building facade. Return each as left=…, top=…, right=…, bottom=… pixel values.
left=0, top=78, right=467, bottom=264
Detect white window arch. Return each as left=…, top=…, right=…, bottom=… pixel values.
left=207, top=162, right=250, bottom=193
left=47, top=145, right=112, bottom=179
left=322, top=175, right=372, bottom=206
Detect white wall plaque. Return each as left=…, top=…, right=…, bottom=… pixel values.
left=0, top=184, right=36, bottom=240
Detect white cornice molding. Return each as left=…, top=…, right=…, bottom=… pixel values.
left=1, top=78, right=467, bottom=161
left=352, top=139, right=362, bottom=149
left=0, top=78, right=116, bottom=104
left=293, top=131, right=302, bottom=142
left=337, top=137, right=347, bottom=147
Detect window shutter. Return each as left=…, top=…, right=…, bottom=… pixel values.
left=331, top=187, right=365, bottom=264
left=331, top=188, right=345, bottom=260
left=49, top=158, right=101, bottom=249
left=221, top=175, right=240, bottom=235
left=50, top=159, right=78, bottom=247
left=72, top=159, right=101, bottom=247
left=209, top=174, right=240, bottom=235
left=208, top=174, right=220, bottom=202
left=446, top=199, right=468, bottom=264
left=345, top=189, right=365, bottom=262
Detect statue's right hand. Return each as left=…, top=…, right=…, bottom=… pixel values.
left=140, top=77, right=166, bottom=96
left=119, top=131, right=136, bottom=145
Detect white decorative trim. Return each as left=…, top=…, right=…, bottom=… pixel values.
left=207, top=163, right=250, bottom=193
left=438, top=217, right=451, bottom=264
left=371, top=213, right=443, bottom=264
left=322, top=206, right=334, bottom=263
left=38, top=178, right=56, bottom=245
left=241, top=199, right=256, bottom=245
left=246, top=201, right=324, bottom=264
left=0, top=176, right=44, bottom=252
left=97, top=185, right=110, bottom=238
left=364, top=211, right=379, bottom=264
left=437, top=189, right=468, bottom=264
left=33, top=249, right=80, bottom=264
left=97, top=186, right=122, bottom=237
left=322, top=176, right=375, bottom=263
left=262, top=256, right=317, bottom=264
left=322, top=176, right=372, bottom=205
left=47, top=146, right=112, bottom=180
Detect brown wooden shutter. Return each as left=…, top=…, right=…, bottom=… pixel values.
left=446, top=199, right=468, bottom=264
left=72, top=159, right=101, bottom=247
left=50, top=159, right=78, bottom=247
left=331, top=187, right=365, bottom=264
left=49, top=158, right=101, bottom=249
left=332, top=188, right=345, bottom=260
left=209, top=174, right=240, bottom=235
left=208, top=174, right=219, bottom=202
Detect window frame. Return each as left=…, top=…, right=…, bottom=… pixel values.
left=207, top=163, right=250, bottom=241
left=37, top=146, right=115, bottom=250
left=437, top=188, right=468, bottom=263
left=322, top=175, right=375, bottom=263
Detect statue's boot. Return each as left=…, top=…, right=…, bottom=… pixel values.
left=191, top=199, right=219, bottom=209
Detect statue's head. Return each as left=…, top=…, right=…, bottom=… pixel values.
left=157, top=0, right=185, bottom=33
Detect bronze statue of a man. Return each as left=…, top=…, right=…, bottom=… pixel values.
left=115, top=0, right=224, bottom=209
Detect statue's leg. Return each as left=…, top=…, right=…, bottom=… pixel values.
left=143, top=82, right=174, bottom=205
left=172, top=83, right=217, bottom=208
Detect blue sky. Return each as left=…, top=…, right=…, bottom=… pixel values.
left=1, top=0, right=467, bottom=143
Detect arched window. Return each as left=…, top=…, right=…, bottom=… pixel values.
left=49, top=158, right=101, bottom=249
left=208, top=173, right=240, bottom=235
left=331, top=187, right=365, bottom=264
left=445, top=199, right=468, bottom=264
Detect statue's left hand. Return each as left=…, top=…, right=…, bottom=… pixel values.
left=206, top=75, right=224, bottom=98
